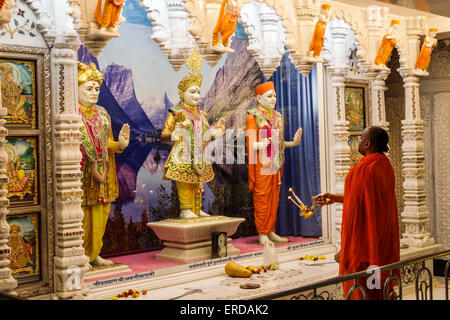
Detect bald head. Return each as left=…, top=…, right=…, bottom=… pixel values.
left=358, top=126, right=389, bottom=155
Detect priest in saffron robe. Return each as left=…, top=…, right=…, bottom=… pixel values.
left=315, top=126, right=400, bottom=300
left=246, top=81, right=303, bottom=245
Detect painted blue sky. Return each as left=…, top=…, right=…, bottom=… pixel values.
left=98, top=1, right=230, bottom=103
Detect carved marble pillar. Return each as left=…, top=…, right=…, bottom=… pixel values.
left=398, top=68, right=435, bottom=248
left=140, top=0, right=195, bottom=71
left=51, top=36, right=90, bottom=299
left=370, top=70, right=390, bottom=130
left=365, top=5, right=388, bottom=70
left=293, top=1, right=319, bottom=76
left=0, top=101, right=17, bottom=295
left=240, top=2, right=285, bottom=80
left=329, top=67, right=351, bottom=246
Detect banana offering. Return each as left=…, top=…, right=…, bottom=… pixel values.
left=299, top=255, right=327, bottom=261
left=225, top=262, right=253, bottom=278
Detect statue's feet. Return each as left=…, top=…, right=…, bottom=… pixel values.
left=374, top=64, right=390, bottom=71
left=87, top=263, right=93, bottom=271
left=258, top=234, right=273, bottom=246
left=268, top=231, right=288, bottom=243
left=199, top=210, right=210, bottom=217
left=91, top=256, right=114, bottom=266
left=223, top=45, right=235, bottom=53
left=303, top=55, right=323, bottom=63
left=413, top=68, right=429, bottom=76
left=180, top=210, right=198, bottom=219
left=212, top=43, right=227, bottom=53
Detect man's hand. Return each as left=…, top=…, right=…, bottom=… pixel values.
left=313, top=192, right=341, bottom=206
left=334, top=250, right=340, bottom=263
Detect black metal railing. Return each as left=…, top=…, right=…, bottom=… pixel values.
left=252, top=250, right=450, bottom=300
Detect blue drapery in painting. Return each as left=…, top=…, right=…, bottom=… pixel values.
left=268, top=55, right=322, bottom=237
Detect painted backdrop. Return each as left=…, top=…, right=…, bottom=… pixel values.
left=78, top=0, right=321, bottom=257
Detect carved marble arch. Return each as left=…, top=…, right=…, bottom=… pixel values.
left=239, top=1, right=287, bottom=80
left=182, top=0, right=297, bottom=69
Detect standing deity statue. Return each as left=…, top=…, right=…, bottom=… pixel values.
left=78, top=62, right=130, bottom=267
left=161, top=48, right=225, bottom=219
left=414, top=28, right=438, bottom=76
left=305, top=4, right=332, bottom=63
left=246, top=81, right=303, bottom=245
left=94, top=0, right=125, bottom=32
left=374, top=20, right=400, bottom=70
left=212, top=0, right=241, bottom=53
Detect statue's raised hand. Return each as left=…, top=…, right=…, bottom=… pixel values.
left=293, top=128, right=303, bottom=146
left=119, top=123, right=130, bottom=150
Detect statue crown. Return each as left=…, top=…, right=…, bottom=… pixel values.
left=178, top=48, right=203, bottom=99
left=78, top=61, right=103, bottom=86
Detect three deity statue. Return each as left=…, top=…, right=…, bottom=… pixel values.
left=75, top=2, right=440, bottom=265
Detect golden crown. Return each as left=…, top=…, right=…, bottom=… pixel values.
left=9, top=224, right=21, bottom=233
left=178, top=48, right=203, bottom=100
left=78, top=62, right=103, bottom=86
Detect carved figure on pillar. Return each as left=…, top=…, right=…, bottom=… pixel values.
left=160, top=48, right=225, bottom=219
left=246, top=81, right=303, bottom=245
left=94, top=0, right=125, bottom=32
left=374, top=20, right=400, bottom=70
left=414, top=28, right=438, bottom=76
left=0, top=0, right=15, bottom=27
left=77, top=62, right=130, bottom=267
left=212, top=0, right=241, bottom=53
left=305, top=4, right=332, bottom=63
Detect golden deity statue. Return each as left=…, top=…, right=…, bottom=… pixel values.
left=305, top=4, right=332, bottom=63
left=94, top=0, right=125, bottom=32
left=374, top=20, right=400, bottom=70
left=78, top=61, right=130, bottom=267
left=0, top=63, right=29, bottom=122
left=414, top=28, right=438, bottom=76
left=212, top=0, right=241, bottom=53
left=161, top=48, right=225, bottom=219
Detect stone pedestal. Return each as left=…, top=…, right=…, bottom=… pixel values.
left=148, top=216, right=245, bottom=263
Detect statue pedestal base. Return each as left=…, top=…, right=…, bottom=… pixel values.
left=147, top=216, right=245, bottom=263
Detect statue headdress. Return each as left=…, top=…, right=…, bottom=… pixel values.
left=178, top=47, right=203, bottom=101
left=9, top=224, right=21, bottom=233
left=78, top=62, right=103, bottom=86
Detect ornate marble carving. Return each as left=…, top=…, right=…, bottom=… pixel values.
left=239, top=1, right=285, bottom=80
left=139, top=0, right=195, bottom=71
left=397, top=67, right=435, bottom=248
left=0, top=0, right=16, bottom=29
left=0, top=97, right=17, bottom=296
left=69, top=0, right=126, bottom=57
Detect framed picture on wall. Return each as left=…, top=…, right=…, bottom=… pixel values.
left=5, top=137, right=39, bottom=206
left=0, top=58, right=37, bottom=129
left=345, top=82, right=368, bottom=168
left=344, top=85, right=367, bottom=132
left=6, top=213, right=40, bottom=282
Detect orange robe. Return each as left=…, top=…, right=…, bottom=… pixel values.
left=375, top=35, right=396, bottom=66
left=340, top=152, right=400, bottom=300
left=95, top=0, right=124, bottom=28
left=212, top=0, right=239, bottom=47
left=415, top=38, right=435, bottom=70
left=309, top=20, right=327, bottom=56
left=246, top=113, right=283, bottom=235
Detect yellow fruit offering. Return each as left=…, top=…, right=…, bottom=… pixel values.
left=225, top=262, right=252, bottom=278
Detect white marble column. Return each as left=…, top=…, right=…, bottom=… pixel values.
left=0, top=103, right=17, bottom=295
left=329, top=67, right=350, bottom=246
left=328, top=20, right=351, bottom=246
left=398, top=68, right=435, bottom=248
left=51, top=35, right=90, bottom=299
left=370, top=70, right=390, bottom=130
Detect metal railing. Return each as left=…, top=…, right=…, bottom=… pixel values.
left=253, top=250, right=450, bottom=300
